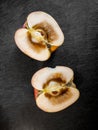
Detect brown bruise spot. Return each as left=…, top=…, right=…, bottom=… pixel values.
left=25, top=21, right=59, bottom=53
left=48, top=73, right=66, bottom=83
left=27, top=31, right=47, bottom=53
left=35, top=29, right=48, bottom=41
left=44, top=88, right=67, bottom=98
left=52, top=91, right=58, bottom=95
left=43, top=73, right=66, bottom=89
left=49, top=88, right=73, bottom=105
left=43, top=73, right=67, bottom=97
left=33, top=21, right=58, bottom=43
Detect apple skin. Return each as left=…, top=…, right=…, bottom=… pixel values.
left=34, top=88, right=38, bottom=99
left=22, top=22, right=27, bottom=28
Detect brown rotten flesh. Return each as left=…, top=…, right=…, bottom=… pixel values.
left=14, top=11, right=64, bottom=61
left=31, top=66, right=80, bottom=113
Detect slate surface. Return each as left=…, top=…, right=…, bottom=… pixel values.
left=0, top=0, right=98, bottom=130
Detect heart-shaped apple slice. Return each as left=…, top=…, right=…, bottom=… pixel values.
left=31, top=66, right=80, bottom=112
left=14, top=11, right=64, bottom=61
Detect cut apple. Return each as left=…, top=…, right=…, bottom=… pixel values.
left=31, top=66, right=80, bottom=112
left=15, top=28, right=50, bottom=61
left=36, top=87, right=79, bottom=113
left=14, top=11, right=64, bottom=61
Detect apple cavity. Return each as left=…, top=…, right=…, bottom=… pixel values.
left=14, top=11, right=64, bottom=61
left=31, top=66, right=80, bottom=113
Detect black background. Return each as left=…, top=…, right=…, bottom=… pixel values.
left=0, top=0, right=98, bottom=130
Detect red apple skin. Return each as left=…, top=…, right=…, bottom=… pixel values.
left=23, top=22, right=26, bottom=28
left=34, top=88, right=38, bottom=99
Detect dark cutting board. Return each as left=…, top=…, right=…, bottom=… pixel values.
left=0, top=0, right=97, bottom=130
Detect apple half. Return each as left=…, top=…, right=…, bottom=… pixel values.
left=31, top=66, right=80, bottom=112
left=14, top=11, right=64, bottom=61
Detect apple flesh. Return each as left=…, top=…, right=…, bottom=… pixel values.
left=14, top=11, right=64, bottom=61
left=31, top=66, right=80, bottom=112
